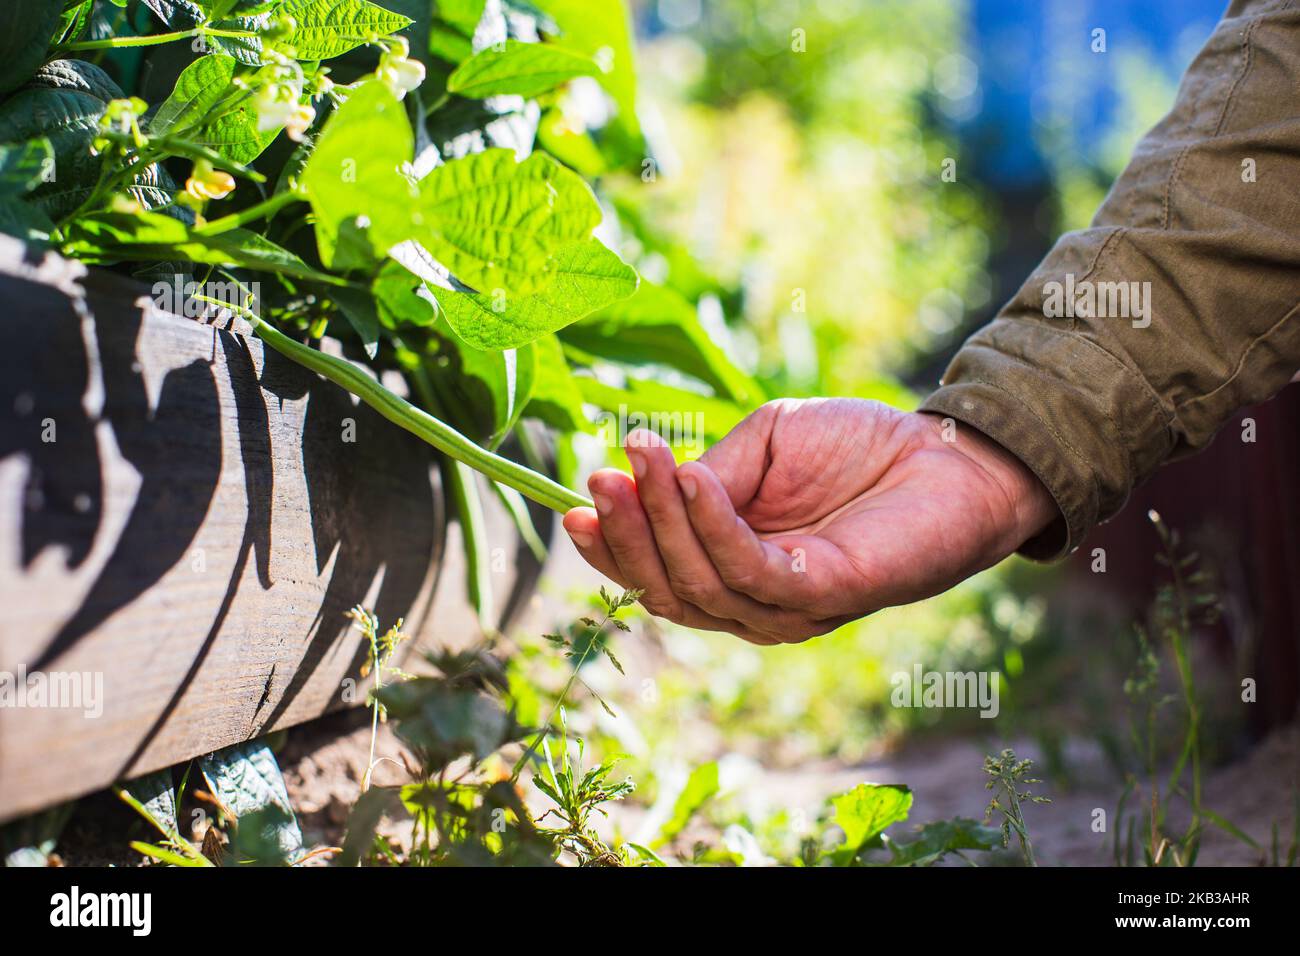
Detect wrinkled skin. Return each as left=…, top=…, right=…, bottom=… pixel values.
left=562, top=399, right=1057, bottom=645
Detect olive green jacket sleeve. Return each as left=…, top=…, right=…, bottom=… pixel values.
left=920, top=0, right=1300, bottom=560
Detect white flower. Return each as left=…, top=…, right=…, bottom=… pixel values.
left=253, top=83, right=302, bottom=132
left=389, top=57, right=426, bottom=97
left=377, top=37, right=425, bottom=99
left=285, top=103, right=316, bottom=142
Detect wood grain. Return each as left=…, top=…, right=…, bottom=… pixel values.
left=0, top=238, right=549, bottom=822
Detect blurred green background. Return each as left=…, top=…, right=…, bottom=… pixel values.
left=523, top=0, right=1264, bottom=862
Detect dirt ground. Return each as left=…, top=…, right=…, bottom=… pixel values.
left=273, top=546, right=1298, bottom=867
left=275, top=703, right=1298, bottom=866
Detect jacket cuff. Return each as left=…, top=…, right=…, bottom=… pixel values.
left=918, top=319, right=1173, bottom=561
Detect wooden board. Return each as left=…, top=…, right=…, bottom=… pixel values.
left=0, top=237, right=549, bottom=822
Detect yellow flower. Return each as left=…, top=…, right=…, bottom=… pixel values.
left=185, top=168, right=236, bottom=201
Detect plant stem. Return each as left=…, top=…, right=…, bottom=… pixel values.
left=360, top=618, right=382, bottom=793
left=510, top=610, right=611, bottom=782
left=1162, top=533, right=1203, bottom=856
left=247, top=317, right=592, bottom=514
left=195, top=189, right=305, bottom=236
left=55, top=26, right=259, bottom=53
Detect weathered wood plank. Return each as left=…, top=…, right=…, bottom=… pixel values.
left=0, top=238, right=547, bottom=821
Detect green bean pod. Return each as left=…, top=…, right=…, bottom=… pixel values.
left=249, top=316, right=592, bottom=514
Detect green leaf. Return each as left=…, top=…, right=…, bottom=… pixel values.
left=534, top=0, right=641, bottom=144
left=0, top=88, right=106, bottom=219
left=333, top=285, right=382, bottom=358
left=151, top=54, right=276, bottom=165
left=129, top=840, right=212, bottom=867
left=0, top=197, right=57, bottom=245
left=558, top=282, right=762, bottom=406
left=653, top=762, right=720, bottom=847
left=26, top=59, right=125, bottom=102
left=203, top=0, right=287, bottom=15
left=208, top=0, right=413, bottom=65
left=53, top=2, right=95, bottom=51
left=416, top=148, right=600, bottom=296
left=431, top=237, right=636, bottom=350
left=0, top=140, right=54, bottom=198
left=447, top=38, right=599, bottom=99
left=440, top=335, right=538, bottom=446
left=576, top=376, right=746, bottom=447
left=374, top=258, right=438, bottom=329
left=624, top=842, right=666, bottom=866
left=428, top=0, right=487, bottom=63
left=141, top=0, right=208, bottom=28
left=886, top=817, right=1001, bottom=867
left=339, top=786, right=403, bottom=867
left=829, top=783, right=912, bottom=862
left=64, top=210, right=334, bottom=285
left=120, top=770, right=180, bottom=838
left=0, top=64, right=176, bottom=221
left=0, top=1, right=64, bottom=96
left=523, top=332, right=589, bottom=432
left=199, top=740, right=304, bottom=862
left=301, top=79, right=416, bottom=268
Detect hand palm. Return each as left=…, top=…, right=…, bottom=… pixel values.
left=714, top=399, right=1016, bottom=610
left=563, top=398, right=1053, bottom=643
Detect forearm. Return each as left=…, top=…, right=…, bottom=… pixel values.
left=922, top=0, right=1300, bottom=559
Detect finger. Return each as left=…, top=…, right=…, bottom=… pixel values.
left=676, top=459, right=856, bottom=617
left=563, top=507, right=630, bottom=587
left=588, top=467, right=678, bottom=615
left=585, top=468, right=776, bottom=642
left=625, top=430, right=816, bottom=635
left=563, top=507, right=779, bottom=646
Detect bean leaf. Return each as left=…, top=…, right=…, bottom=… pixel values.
left=0, top=140, right=55, bottom=198
left=416, top=148, right=601, bottom=296
left=65, top=210, right=334, bottom=285
left=0, top=1, right=64, bottom=96
left=151, top=54, right=277, bottom=164
left=447, top=39, right=599, bottom=99
left=559, top=282, right=762, bottom=406
left=301, top=79, right=416, bottom=268
left=207, top=0, right=413, bottom=65
left=430, top=237, right=637, bottom=350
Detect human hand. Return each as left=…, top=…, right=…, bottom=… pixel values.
left=561, top=398, right=1056, bottom=645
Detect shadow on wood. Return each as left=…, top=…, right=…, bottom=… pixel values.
left=0, top=238, right=548, bottom=821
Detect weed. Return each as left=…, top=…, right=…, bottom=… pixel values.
left=345, top=605, right=412, bottom=792
left=533, top=710, right=636, bottom=866
left=335, top=589, right=645, bottom=866
left=983, top=748, right=1051, bottom=866
left=1113, top=510, right=1233, bottom=866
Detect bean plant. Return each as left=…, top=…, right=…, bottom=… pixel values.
left=0, top=0, right=763, bottom=624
